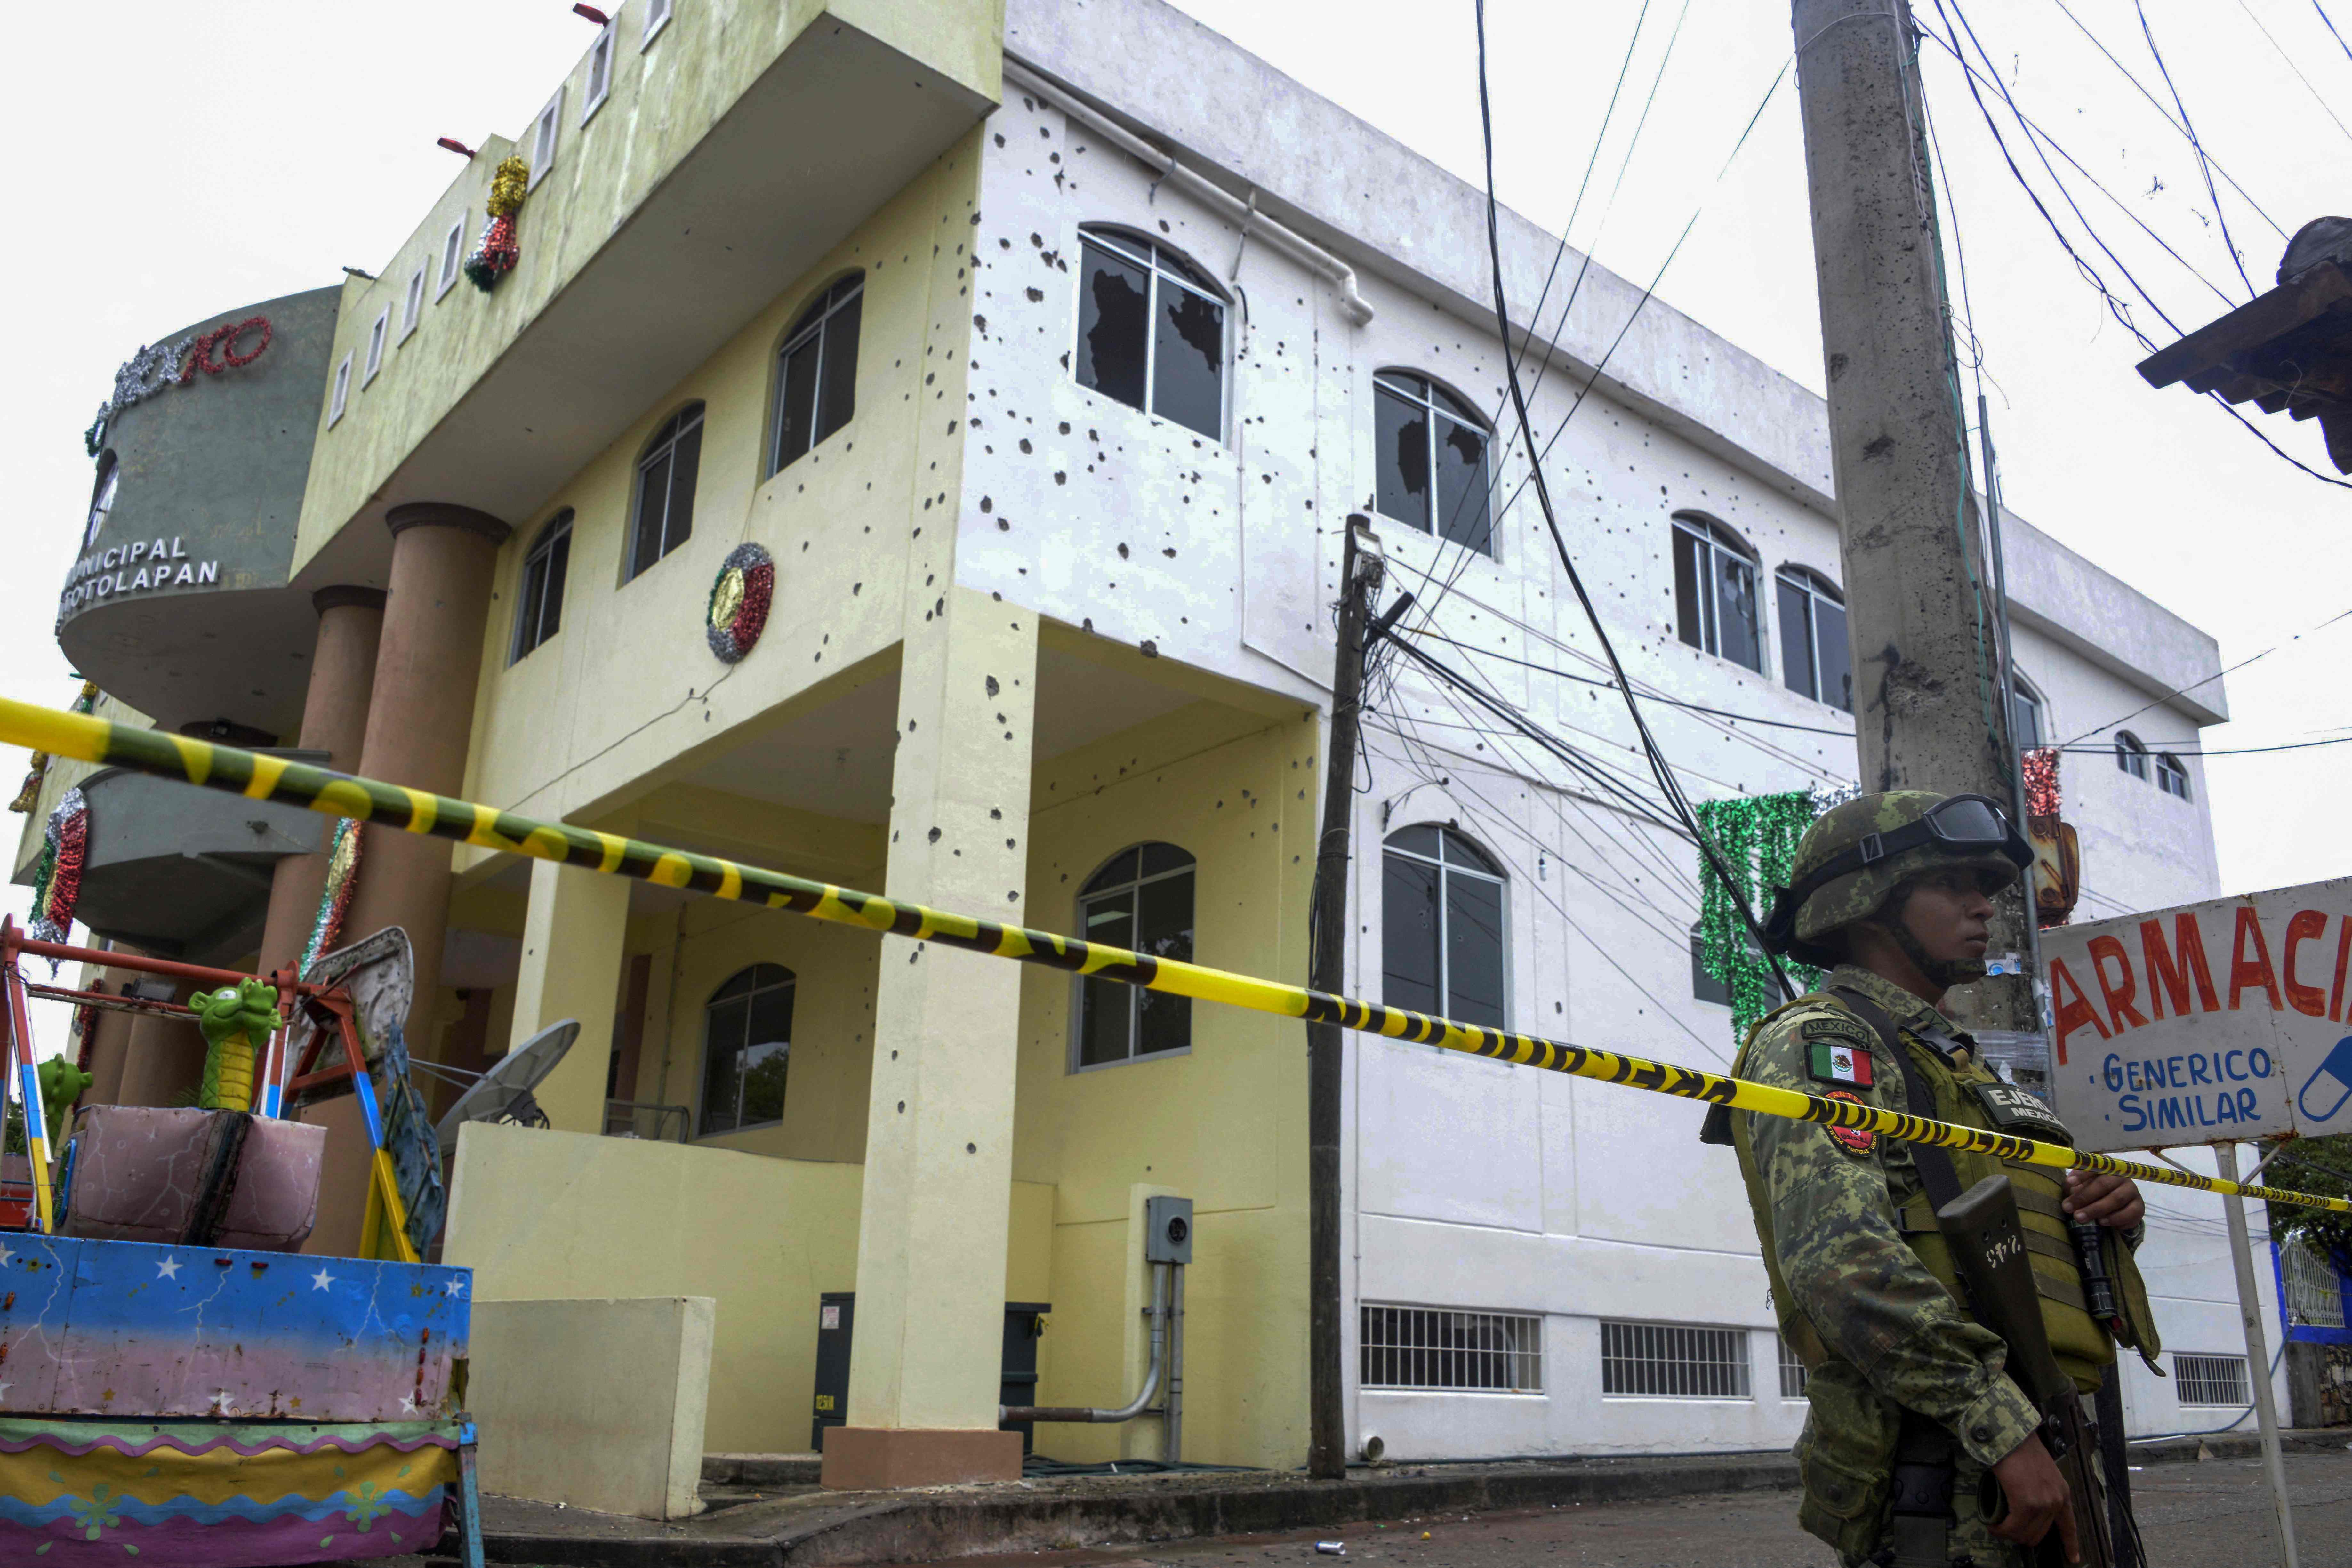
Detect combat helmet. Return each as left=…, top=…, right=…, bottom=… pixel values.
left=1760, top=791, right=2031, bottom=969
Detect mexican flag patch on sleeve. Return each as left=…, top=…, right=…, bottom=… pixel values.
left=1808, top=1039, right=1873, bottom=1087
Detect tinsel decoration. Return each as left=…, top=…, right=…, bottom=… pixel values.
left=28, top=787, right=89, bottom=950
left=2021, top=746, right=2060, bottom=822
left=706, top=542, right=776, bottom=663
left=464, top=156, right=532, bottom=292
left=299, top=817, right=364, bottom=978
left=73, top=989, right=102, bottom=1074
left=1695, top=789, right=1826, bottom=1044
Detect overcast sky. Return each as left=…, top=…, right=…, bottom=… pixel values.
left=3, top=2, right=2344, bottom=1055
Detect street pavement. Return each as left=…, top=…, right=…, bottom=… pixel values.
left=916, top=1450, right=2352, bottom=1568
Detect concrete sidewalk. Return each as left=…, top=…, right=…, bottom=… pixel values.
left=370, top=1430, right=2351, bottom=1568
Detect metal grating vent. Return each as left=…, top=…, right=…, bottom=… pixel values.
left=1600, top=1320, right=1752, bottom=1399
left=1360, top=1305, right=1543, bottom=1393
left=2174, top=1352, right=2252, bottom=1406
left=2284, top=1240, right=2346, bottom=1329
left=1776, top=1333, right=1809, bottom=1400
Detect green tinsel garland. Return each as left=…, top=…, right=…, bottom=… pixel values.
left=1695, top=790, right=1827, bottom=1045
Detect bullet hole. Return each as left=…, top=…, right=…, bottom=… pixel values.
left=1082, top=617, right=1094, bottom=632
left=898, top=1101, right=906, bottom=1112
left=998, top=519, right=1010, bottom=531
left=1058, top=421, right=1070, bottom=434
left=1006, top=838, right=1016, bottom=849
left=1007, top=890, right=1019, bottom=901
left=1141, top=640, right=1159, bottom=658
left=1030, top=232, right=1043, bottom=247
left=928, top=827, right=942, bottom=843
left=986, top=675, right=1001, bottom=696
left=980, top=496, right=993, bottom=512
left=1158, top=219, right=1170, bottom=233
left=1025, top=287, right=1044, bottom=302
left=990, top=807, right=1003, bottom=819
left=1162, top=547, right=1176, bottom=558
left=1054, top=471, right=1067, bottom=485
left=1117, top=543, right=1129, bottom=559
left=999, top=237, right=1012, bottom=249
left=967, top=1143, right=977, bottom=1153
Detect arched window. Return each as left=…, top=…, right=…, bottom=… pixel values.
left=2115, top=730, right=2150, bottom=782
left=84, top=455, right=118, bottom=549
left=1383, top=825, right=1505, bottom=1028
left=628, top=403, right=704, bottom=581
left=1774, top=566, right=1850, bottom=712
left=2156, top=752, right=2192, bottom=800
left=1075, top=843, right=1196, bottom=1068
left=1671, top=514, right=1762, bottom=674
left=510, top=510, right=573, bottom=662
left=700, top=963, right=794, bottom=1135
left=1074, top=226, right=1226, bottom=441
left=1374, top=370, right=1492, bottom=554
left=771, top=273, right=863, bottom=475
left=2009, top=675, right=2047, bottom=751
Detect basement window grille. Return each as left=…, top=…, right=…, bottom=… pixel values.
left=1600, top=1320, right=1752, bottom=1400
left=2284, top=1239, right=2346, bottom=1329
left=1776, top=1333, right=1808, bottom=1400
left=1360, top=1305, right=1543, bottom=1394
left=2173, top=1352, right=2251, bottom=1407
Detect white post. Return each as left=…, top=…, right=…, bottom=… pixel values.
left=2214, top=1139, right=2298, bottom=1568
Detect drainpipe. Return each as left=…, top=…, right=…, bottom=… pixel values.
left=1002, top=55, right=1375, bottom=328
left=1001, top=1260, right=1168, bottom=1426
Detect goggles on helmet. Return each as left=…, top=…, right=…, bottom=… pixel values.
left=1778, top=793, right=2031, bottom=915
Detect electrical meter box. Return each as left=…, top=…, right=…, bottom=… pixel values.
left=1144, top=1195, right=1193, bottom=1264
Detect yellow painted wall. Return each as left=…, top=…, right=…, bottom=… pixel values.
left=444, top=1121, right=1053, bottom=1454
left=1010, top=699, right=1321, bottom=1469
left=292, top=0, right=1000, bottom=580
left=450, top=134, right=984, bottom=859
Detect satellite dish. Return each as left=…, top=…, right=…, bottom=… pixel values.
left=431, top=1020, right=580, bottom=1149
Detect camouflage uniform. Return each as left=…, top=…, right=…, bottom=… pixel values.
left=1735, top=966, right=2042, bottom=1567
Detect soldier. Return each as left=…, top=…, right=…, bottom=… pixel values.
left=1723, top=791, right=2160, bottom=1567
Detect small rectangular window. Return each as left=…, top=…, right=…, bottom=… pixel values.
left=399, top=263, right=427, bottom=343
left=2173, top=1352, right=2250, bottom=1406
left=362, top=306, right=390, bottom=386
left=436, top=213, right=468, bottom=301
left=511, top=514, right=573, bottom=663
left=529, top=89, right=564, bottom=189
left=1600, top=1320, right=1752, bottom=1399
left=642, top=0, right=673, bottom=45
left=1776, top=1333, right=1809, bottom=1399
left=1360, top=1305, right=1543, bottom=1393
left=328, top=352, right=354, bottom=427
left=582, top=26, right=614, bottom=123
left=1691, top=930, right=1731, bottom=1007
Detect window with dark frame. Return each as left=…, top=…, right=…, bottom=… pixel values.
left=1383, top=825, right=1506, bottom=1030
left=511, top=511, right=573, bottom=663
left=1671, top=514, right=1763, bottom=674
left=85, top=456, right=118, bottom=549
left=1074, top=228, right=1226, bottom=441
left=2010, top=678, right=2046, bottom=751
left=1775, top=567, right=1851, bottom=712
left=628, top=403, right=704, bottom=580
left=1691, top=925, right=1731, bottom=1007
left=771, top=275, right=864, bottom=475
left=1076, top=843, right=1195, bottom=1068
left=2115, top=730, right=2151, bottom=782
left=2156, top=752, right=2192, bottom=800
left=700, top=962, right=794, bottom=1136
left=1374, top=370, right=1492, bottom=554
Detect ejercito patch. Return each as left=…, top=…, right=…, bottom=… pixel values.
left=1821, top=1089, right=1877, bottom=1156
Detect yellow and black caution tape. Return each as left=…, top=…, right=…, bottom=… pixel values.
left=5, top=694, right=2343, bottom=1215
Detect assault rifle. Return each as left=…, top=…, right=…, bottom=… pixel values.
left=1937, top=1176, right=2114, bottom=1568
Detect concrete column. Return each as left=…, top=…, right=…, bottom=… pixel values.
left=257, top=587, right=386, bottom=978
left=341, top=505, right=510, bottom=1049
left=506, top=858, right=633, bottom=1134
left=822, top=589, right=1036, bottom=1491
left=113, top=977, right=204, bottom=1109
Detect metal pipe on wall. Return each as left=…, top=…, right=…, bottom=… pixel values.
left=1166, top=1262, right=1185, bottom=1463
left=1002, top=1260, right=1168, bottom=1426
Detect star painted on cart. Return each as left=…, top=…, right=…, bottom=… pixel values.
left=310, top=1267, right=336, bottom=1291
left=156, top=1255, right=181, bottom=1280
left=443, top=1278, right=466, bottom=1297
left=0, top=1244, right=13, bottom=1267
left=400, top=1395, right=418, bottom=1414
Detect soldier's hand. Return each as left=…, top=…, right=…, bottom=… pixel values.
left=2063, top=1170, right=2145, bottom=1229
left=1989, top=1433, right=2079, bottom=1561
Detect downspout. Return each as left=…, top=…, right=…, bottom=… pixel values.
left=1002, top=55, right=1376, bottom=327
left=1001, top=1260, right=1168, bottom=1426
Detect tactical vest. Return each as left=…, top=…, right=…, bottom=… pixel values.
left=1729, top=993, right=2161, bottom=1555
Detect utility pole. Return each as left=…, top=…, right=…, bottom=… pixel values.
left=1790, top=0, right=2035, bottom=1039
left=1306, top=515, right=1382, bottom=1480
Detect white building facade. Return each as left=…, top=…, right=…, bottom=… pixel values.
left=994, top=0, right=2274, bottom=1459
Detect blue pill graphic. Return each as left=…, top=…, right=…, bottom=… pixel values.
left=2298, top=1036, right=2352, bottom=1124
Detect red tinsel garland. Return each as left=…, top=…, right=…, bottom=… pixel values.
left=177, top=315, right=272, bottom=383
left=30, top=790, right=87, bottom=946
left=74, top=992, right=102, bottom=1074
left=2022, top=746, right=2060, bottom=821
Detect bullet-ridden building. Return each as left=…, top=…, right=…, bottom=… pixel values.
left=14, top=0, right=2294, bottom=1482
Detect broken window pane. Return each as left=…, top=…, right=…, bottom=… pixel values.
left=1078, top=240, right=1149, bottom=412
left=1777, top=575, right=1815, bottom=700
left=1714, top=550, right=1760, bottom=673
left=1434, top=417, right=1489, bottom=553
left=1154, top=284, right=1224, bottom=439
left=1815, top=595, right=1851, bottom=712
left=1672, top=526, right=1706, bottom=650
left=1376, top=380, right=1430, bottom=531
